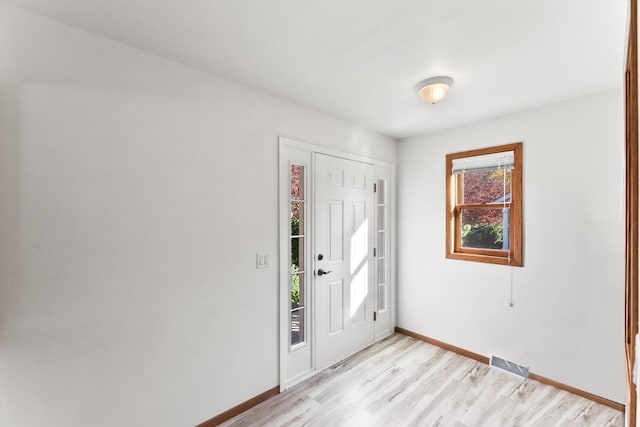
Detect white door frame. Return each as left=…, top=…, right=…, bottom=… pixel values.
left=278, top=136, right=396, bottom=391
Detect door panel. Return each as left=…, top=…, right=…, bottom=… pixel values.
left=329, top=280, right=344, bottom=333
left=315, top=154, right=375, bottom=369
left=328, top=201, right=343, bottom=261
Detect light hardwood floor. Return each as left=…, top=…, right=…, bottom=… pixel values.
left=221, top=334, right=624, bottom=427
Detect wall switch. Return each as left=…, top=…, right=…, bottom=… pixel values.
left=256, top=252, right=271, bottom=269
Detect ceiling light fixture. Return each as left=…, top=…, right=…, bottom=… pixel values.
left=415, top=76, right=454, bottom=104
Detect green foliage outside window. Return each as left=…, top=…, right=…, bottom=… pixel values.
left=461, top=223, right=503, bottom=249
left=291, top=216, right=300, bottom=307
left=291, top=268, right=300, bottom=307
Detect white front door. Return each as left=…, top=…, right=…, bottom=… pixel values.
left=314, top=153, right=375, bottom=369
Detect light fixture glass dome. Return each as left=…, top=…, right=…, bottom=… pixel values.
left=415, top=76, right=454, bottom=104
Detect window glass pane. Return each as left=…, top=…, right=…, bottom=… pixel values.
left=291, top=165, right=305, bottom=200
left=461, top=169, right=511, bottom=205
left=291, top=309, right=305, bottom=346
left=377, top=259, right=385, bottom=285
left=377, top=231, right=385, bottom=257
left=291, top=273, right=304, bottom=308
left=460, top=208, right=510, bottom=250
left=447, top=143, right=521, bottom=266
left=290, top=164, right=306, bottom=348
left=377, top=179, right=385, bottom=204
left=378, top=284, right=386, bottom=312
left=291, top=202, right=304, bottom=236
left=377, top=205, right=385, bottom=231
left=291, top=237, right=304, bottom=272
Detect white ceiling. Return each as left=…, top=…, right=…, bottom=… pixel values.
left=4, top=0, right=628, bottom=139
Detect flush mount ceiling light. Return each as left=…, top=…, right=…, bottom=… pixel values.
left=415, top=76, right=454, bottom=104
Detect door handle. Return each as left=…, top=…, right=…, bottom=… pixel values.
left=317, top=268, right=332, bottom=276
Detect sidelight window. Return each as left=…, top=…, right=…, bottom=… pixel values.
left=376, top=179, right=388, bottom=312
left=290, top=164, right=307, bottom=347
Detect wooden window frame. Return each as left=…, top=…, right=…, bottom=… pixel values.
left=625, top=0, right=638, bottom=423
left=446, top=142, right=523, bottom=266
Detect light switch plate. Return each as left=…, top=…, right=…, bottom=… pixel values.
left=256, top=252, right=271, bottom=269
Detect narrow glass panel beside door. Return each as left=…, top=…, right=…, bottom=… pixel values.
left=291, top=165, right=305, bottom=199
left=291, top=237, right=305, bottom=273
left=377, top=205, right=385, bottom=231
left=377, top=231, right=385, bottom=258
left=291, top=201, right=305, bottom=235
left=290, top=164, right=307, bottom=348
left=378, top=284, right=386, bottom=311
left=376, top=178, right=387, bottom=313
left=291, top=308, right=305, bottom=346
left=291, top=273, right=305, bottom=308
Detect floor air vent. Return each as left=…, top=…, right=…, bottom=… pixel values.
left=489, top=355, right=529, bottom=379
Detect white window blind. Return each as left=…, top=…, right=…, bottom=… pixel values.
left=451, top=150, right=514, bottom=174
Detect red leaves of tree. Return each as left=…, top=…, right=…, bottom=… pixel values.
left=461, top=170, right=509, bottom=225
left=291, top=165, right=303, bottom=200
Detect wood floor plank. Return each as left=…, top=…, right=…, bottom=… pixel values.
left=219, top=334, right=624, bottom=427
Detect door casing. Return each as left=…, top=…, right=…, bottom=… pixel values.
left=278, top=137, right=395, bottom=391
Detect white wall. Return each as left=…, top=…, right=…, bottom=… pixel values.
left=398, top=88, right=625, bottom=403
left=0, top=4, right=396, bottom=427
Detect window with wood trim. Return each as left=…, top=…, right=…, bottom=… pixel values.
left=446, top=142, right=522, bottom=266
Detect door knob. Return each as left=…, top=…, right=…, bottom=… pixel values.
left=317, top=268, right=332, bottom=276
